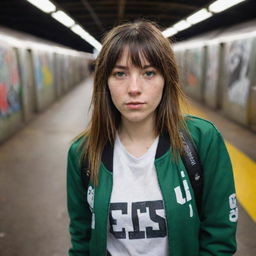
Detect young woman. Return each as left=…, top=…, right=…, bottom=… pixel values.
left=67, top=21, right=238, bottom=256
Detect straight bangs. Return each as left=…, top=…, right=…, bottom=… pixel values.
left=103, top=33, right=165, bottom=78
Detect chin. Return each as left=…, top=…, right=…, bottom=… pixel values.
left=122, top=113, right=150, bottom=123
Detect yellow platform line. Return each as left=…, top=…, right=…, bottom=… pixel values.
left=182, top=102, right=256, bottom=222
left=226, top=143, right=256, bottom=222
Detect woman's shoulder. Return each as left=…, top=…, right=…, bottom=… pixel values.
left=68, top=135, right=86, bottom=158
left=183, top=114, right=222, bottom=147
left=184, top=114, right=219, bottom=134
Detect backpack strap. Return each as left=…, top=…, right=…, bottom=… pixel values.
left=80, top=156, right=90, bottom=188
left=179, top=128, right=203, bottom=215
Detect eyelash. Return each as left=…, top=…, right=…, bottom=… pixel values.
left=113, top=70, right=156, bottom=78
left=113, top=71, right=126, bottom=78
left=144, top=71, right=156, bottom=77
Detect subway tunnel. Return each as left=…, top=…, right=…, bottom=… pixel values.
left=0, top=1, right=256, bottom=255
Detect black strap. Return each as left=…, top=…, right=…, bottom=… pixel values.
left=180, top=128, right=203, bottom=215
left=81, top=129, right=203, bottom=215
left=81, top=156, right=90, bottom=188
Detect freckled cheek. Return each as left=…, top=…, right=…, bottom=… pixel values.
left=108, top=79, right=117, bottom=101
left=154, top=83, right=164, bottom=105
left=155, top=91, right=164, bottom=107
left=108, top=86, right=123, bottom=109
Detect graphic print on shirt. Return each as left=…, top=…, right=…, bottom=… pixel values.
left=174, top=170, right=193, bottom=217
left=87, top=185, right=94, bottom=211
left=109, top=200, right=167, bottom=239
left=87, top=185, right=95, bottom=229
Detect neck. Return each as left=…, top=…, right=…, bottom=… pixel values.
left=119, top=115, right=157, bottom=143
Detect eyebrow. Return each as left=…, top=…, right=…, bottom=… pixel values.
left=113, top=64, right=154, bottom=69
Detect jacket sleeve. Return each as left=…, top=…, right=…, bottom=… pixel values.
left=198, top=125, right=238, bottom=256
left=67, top=141, right=91, bottom=256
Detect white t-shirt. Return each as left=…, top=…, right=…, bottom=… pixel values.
left=107, top=134, right=168, bottom=256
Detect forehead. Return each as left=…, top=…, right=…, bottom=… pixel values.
left=115, top=46, right=150, bottom=66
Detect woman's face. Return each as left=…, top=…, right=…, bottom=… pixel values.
left=108, top=47, right=165, bottom=125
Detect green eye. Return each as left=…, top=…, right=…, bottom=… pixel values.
left=114, top=71, right=125, bottom=77
left=144, top=71, right=156, bottom=77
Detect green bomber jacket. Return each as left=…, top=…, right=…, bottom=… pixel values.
left=67, top=115, right=238, bottom=256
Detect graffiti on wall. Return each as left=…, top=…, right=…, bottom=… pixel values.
left=174, top=51, right=184, bottom=85
left=226, top=39, right=252, bottom=107
left=0, top=45, right=21, bottom=118
left=18, top=49, right=29, bottom=90
left=186, top=48, right=202, bottom=87
left=205, top=45, right=219, bottom=94
left=62, top=55, right=70, bottom=90
left=34, top=52, right=53, bottom=90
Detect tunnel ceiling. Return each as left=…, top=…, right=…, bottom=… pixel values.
left=0, top=0, right=255, bottom=53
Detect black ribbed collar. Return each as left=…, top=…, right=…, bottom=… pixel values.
left=101, top=132, right=170, bottom=172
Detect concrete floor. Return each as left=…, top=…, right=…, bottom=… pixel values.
left=0, top=78, right=255, bottom=255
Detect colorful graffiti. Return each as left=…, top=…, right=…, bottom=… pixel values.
left=18, top=49, right=29, bottom=90
left=226, top=39, right=252, bottom=107
left=0, top=45, right=21, bottom=118
left=205, top=45, right=219, bottom=94
left=0, top=81, right=8, bottom=114
left=174, top=50, right=185, bottom=87
left=186, top=49, right=202, bottom=87
left=34, top=52, right=53, bottom=90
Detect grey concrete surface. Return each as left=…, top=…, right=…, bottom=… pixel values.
left=0, top=77, right=255, bottom=255
left=236, top=204, right=256, bottom=256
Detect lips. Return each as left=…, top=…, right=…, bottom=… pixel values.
left=127, top=101, right=144, bottom=104
left=126, top=102, right=145, bottom=109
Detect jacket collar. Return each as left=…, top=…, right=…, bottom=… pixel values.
left=101, top=132, right=170, bottom=172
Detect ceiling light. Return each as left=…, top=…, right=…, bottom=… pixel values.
left=209, top=0, right=246, bottom=13
left=162, top=27, right=177, bottom=38
left=71, top=25, right=102, bottom=51
left=187, top=8, right=213, bottom=24
left=51, top=11, right=75, bottom=27
left=71, top=25, right=88, bottom=37
left=173, top=20, right=191, bottom=31
left=26, top=0, right=56, bottom=13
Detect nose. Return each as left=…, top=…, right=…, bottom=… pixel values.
left=128, top=74, right=141, bottom=96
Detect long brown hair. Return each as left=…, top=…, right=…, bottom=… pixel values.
left=76, top=20, right=187, bottom=185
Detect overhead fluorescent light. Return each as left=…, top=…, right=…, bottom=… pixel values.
left=71, top=25, right=102, bottom=51
left=209, top=0, right=246, bottom=13
left=51, top=11, right=75, bottom=27
left=187, top=8, right=213, bottom=24
left=71, top=25, right=90, bottom=38
left=173, top=20, right=191, bottom=31
left=26, top=0, right=56, bottom=13
left=162, top=27, right=177, bottom=38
